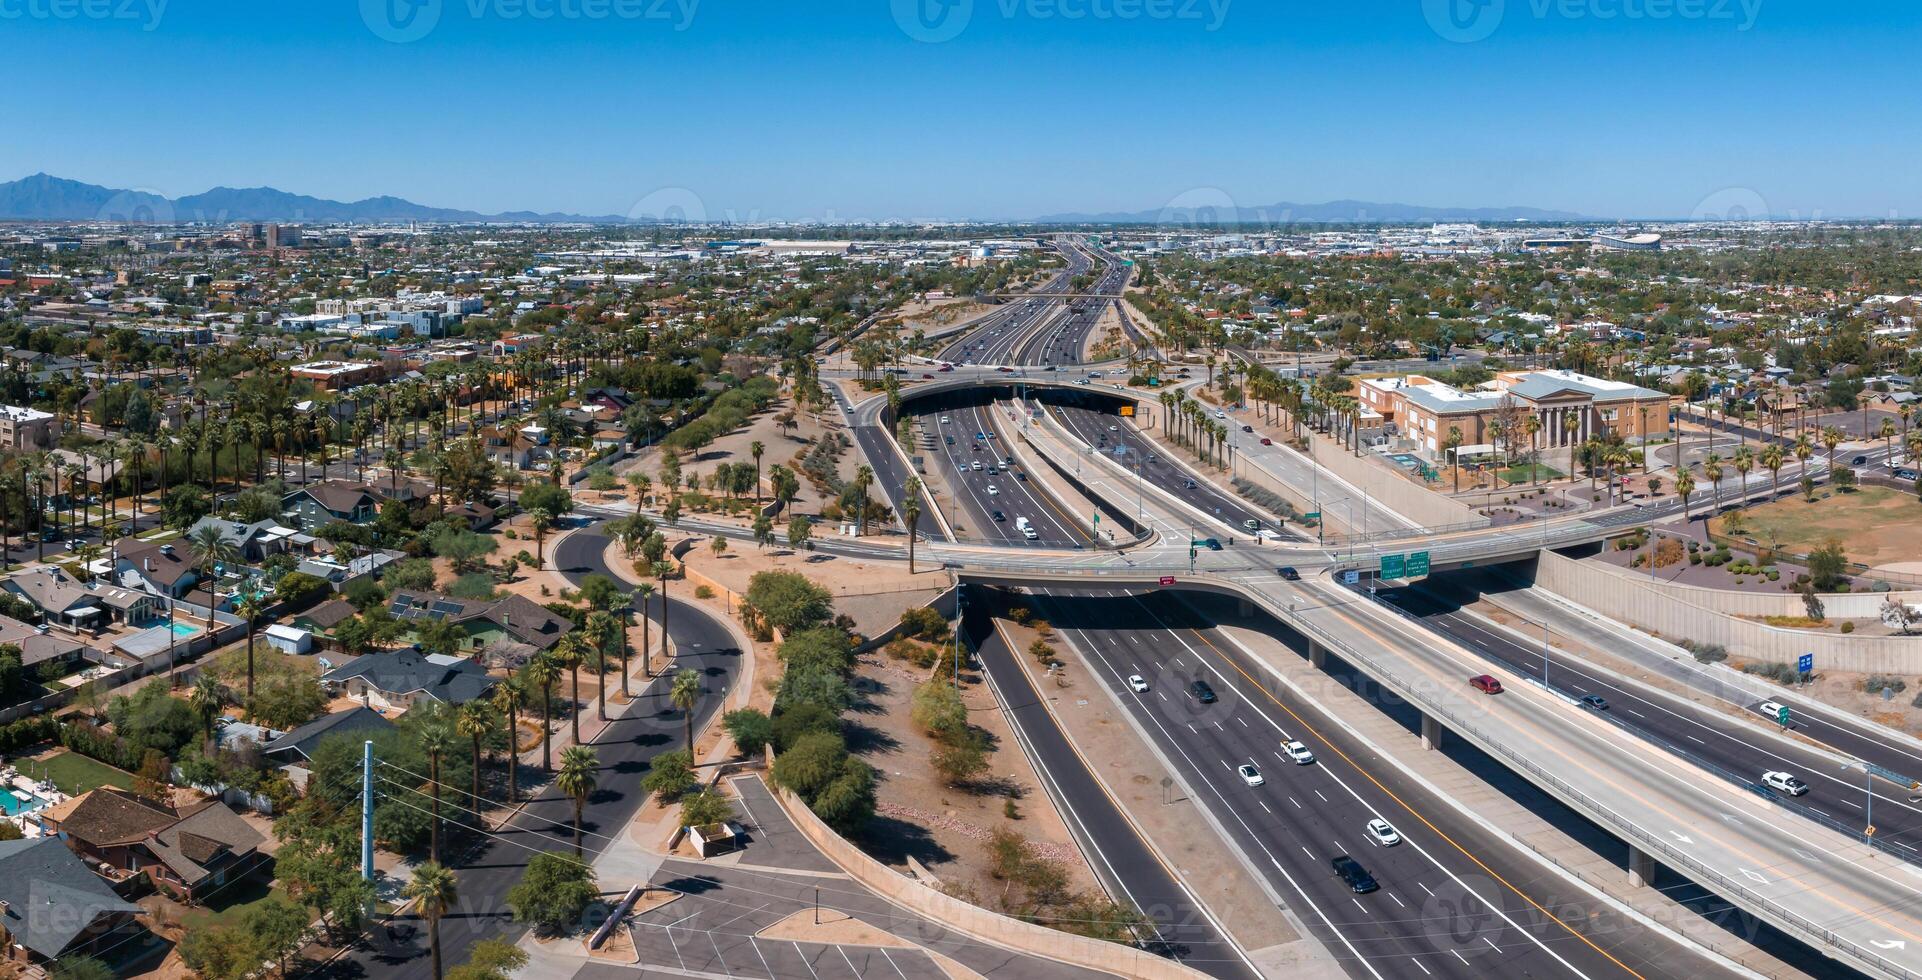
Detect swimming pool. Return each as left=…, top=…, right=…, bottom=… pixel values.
left=0, top=789, right=46, bottom=816
left=167, top=622, right=200, bottom=638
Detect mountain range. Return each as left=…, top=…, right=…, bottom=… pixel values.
left=0, top=172, right=1595, bottom=226
left=0, top=173, right=632, bottom=224
left=1035, top=199, right=1594, bottom=224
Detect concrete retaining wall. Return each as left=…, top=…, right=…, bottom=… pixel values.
left=1535, top=550, right=1922, bottom=674
left=1292, top=429, right=1486, bottom=530
left=765, top=779, right=1208, bottom=980
left=1600, top=553, right=1922, bottom=620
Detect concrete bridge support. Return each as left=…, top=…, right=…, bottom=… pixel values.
left=1238, top=597, right=1255, bottom=617
left=1628, top=845, right=1655, bottom=888
left=1421, top=713, right=1444, bottom=752
left=1308, top=640, right=1326, bottom=669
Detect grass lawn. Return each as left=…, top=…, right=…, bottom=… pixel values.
left=185, top=877, right=283, bottom=929
left=1500, top=462, right=1563, bottom=484
left=1712, top=485, right=1922, bottom=567
left=23, top=750, right=135, bottom=795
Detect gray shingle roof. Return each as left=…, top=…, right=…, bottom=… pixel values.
left=263, top=705, right=396, bottom=762
left=322, top=649, right=496, bottom=704
left=0, top=837, right=143, bottom=960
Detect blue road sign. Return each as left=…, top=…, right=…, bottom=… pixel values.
left=1798, top=653, right=1814, bottom=674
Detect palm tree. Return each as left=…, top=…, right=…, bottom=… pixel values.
left=749, top=440, right=765, bottom=504
left=1821, top=426, right=1843, bottom=473
left=1732, top=448, right=1754, bottom=510
left=671, top=668, right=702, bottom=752
left=901, top=476, right=922, bottom=572
left=654, top=561, right=674, bottom=666
left=189, top=674, right=225, bottom=756
left=1524, top=414, right=1542, bottom=484
left=455, top=702, right=492, bottom=827
left=1562, top=412, right=1581, bottom=476
left=556, top=745, right=598, bottom=859
left=1703, top=454, right=1724, bottom=515
left=1793, top=431, right=1814, bottom=481
left=490, top=678, right=526, bottom=805
left=633, top=583, right=655, bottom=680
left=186, top=524, right=236, bottom=628
left=585, top=611, right=616, bottom=723
left=1762, top=444, right=1785, bottom=501
left=1676, top=470, right=1696, bottom=521
left=1443, top=426, right=1463, bottom=491
left=235, top=593, right=265, bottom=713
left=529, top=651, right=565, bottom=771
left=418, top=708, right=453, bottom=865
left=555, top=633, right=587, bottom=745
left=1881, top=416, right=1898, bottom=463
left=403, top=863, right=458, bottom=980
left=528, top=507, right=553, bottom=569
left=850, top=465, right=875, bottom=537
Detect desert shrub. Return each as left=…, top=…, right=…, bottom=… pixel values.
left=1865, top=675, right=1908, bottom=696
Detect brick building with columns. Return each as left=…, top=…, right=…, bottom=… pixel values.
left=1358, top=369, right=1672, bottom=463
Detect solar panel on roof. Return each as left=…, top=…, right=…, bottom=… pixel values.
left=431, top=600, right=465, bottom=617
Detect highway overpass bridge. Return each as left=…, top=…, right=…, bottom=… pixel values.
left=943, top=552, right=1922, bottom=980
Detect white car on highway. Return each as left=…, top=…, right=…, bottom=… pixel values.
left=1127, top=674, right=1149, bottom=693
left=1763, top=771, right=1809, bottom=796
left=986, top=485, right=1000, bottom=496
left=940, top=416, right=950, bottom=424
left=1282, top=740, right=1316, bottom=765
left=1366, top=819, right=1402, bottom=846
left=1237, top=764, right=1264, bottom=787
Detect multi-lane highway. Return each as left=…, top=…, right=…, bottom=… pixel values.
left=917, top=399, right=1092, bottom=547
left=1024, top=587, right=1728, bottom=980
left=1375, top=568, right=1922, bottom=863
left=1048, top=402, right=1277, bottom=539
left=966, top=599, right=1262, bottom=980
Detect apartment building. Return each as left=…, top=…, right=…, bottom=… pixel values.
left=0, top=404, right=61, bottom=450
left=1359, top=369, right=1671, bottom=461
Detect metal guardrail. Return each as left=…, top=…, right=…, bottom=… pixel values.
left=1272, top=582, right=1916, bottom=979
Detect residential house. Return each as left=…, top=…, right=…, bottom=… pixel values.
left=322, top=648, right=497, bottom=711
left=0, top=837, right=145, bottom=967
left=184, top=517, right=309, bottom=564
left=111, top=538, right=201, bottom=600
left=38, top=789, right=268, bottom=904
left=290, top=598, right=357, bottom=638
left=262, top=706, right=396, bottom=770
left=1, top=567, right=160, bottom=633
left=282, top=481, right=381, bottom=530
left=0, top=614, right=99, bottom=673
left=386, top=591, right=575, bottom=654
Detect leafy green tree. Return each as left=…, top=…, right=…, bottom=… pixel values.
left=679, top=788, right=735, bottom=828
left=642, top=748, right=697, bottom=801
left=722, top=707, right=773, bottom=756
left=446, top=939, right=529, bottom=980
left=506, top=852, right=600, bottom=936
left=744, top=571, right=834, bottom=634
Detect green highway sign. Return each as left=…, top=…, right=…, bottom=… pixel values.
left=1304, top=512, right=1321, bottom=521
left=1407, top=551, right=1431, bottom=578
left=1380, top=553, right=1406, bottom=579
left=1777, top=705, right=1792, bottom=727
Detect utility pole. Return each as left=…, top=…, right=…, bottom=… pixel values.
left=361, top=739, right=375, bottom=886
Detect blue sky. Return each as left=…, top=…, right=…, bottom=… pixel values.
left=4, top=1, right=1917, bottom=220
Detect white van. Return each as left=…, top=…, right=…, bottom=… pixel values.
left=1015, top=517, right=1039, bottom=540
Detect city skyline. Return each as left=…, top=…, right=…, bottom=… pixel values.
left=6, top=1, right=1915, bottom=221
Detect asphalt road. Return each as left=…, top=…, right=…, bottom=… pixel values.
left=965, top=596, right=1261, bottom=980
left=320, top=519, right=743, bottom=980
left=1374, top=568, right=1922, bottom=867
left=1048, top=402, right=1273, bottom=539
left=918, top=400, right=1090, bottom=548
left=1026, top=587, right=1719, bottom=980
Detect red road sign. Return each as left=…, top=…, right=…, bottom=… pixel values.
left=1159, top=576, right=1177, bottom=586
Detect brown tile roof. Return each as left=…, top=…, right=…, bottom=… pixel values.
left=45, top=788, right=176, bottom=847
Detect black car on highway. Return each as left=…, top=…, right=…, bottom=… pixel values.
left=1191, top=680, right=1217, bottom=704
left=1332, top=855, right=1379, bottom=894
